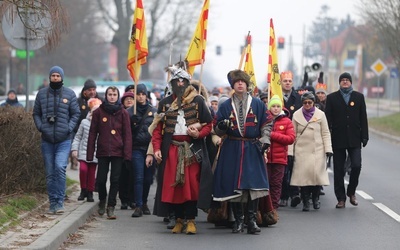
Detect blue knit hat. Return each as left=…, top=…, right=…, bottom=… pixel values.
left=49, top=66, right=64, bottom=81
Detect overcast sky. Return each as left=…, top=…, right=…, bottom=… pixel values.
left=200, top=0, right=360, bottom=89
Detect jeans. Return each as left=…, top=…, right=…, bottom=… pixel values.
left=132, top=149, right=146, bottom=208
left=41, top=139, right=71, bottom=209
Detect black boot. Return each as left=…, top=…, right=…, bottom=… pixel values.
left=86, top=191, right=94, bottom=202
left=301, top=188, right=310, bottom=212
left=247, top=199, right=261, bottom=234
left=231, top=202, right=244, bottom=233
left=78, top=188, right=87, bottom=201
left=312, top=186, right=320, bottom=209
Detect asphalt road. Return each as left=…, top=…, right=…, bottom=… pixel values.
left=67, top=130, right=400, bottom=250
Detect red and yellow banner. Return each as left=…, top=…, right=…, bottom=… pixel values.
left=127, top=0, right=148, bottom=82
left=185, top=0, right=209, bottom=75
left=267, top=18, right=283, bottom=101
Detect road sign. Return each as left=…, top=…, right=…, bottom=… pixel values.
left=390, top=68, right=399, bottom=79
left=370, top=59, right=387, bottom=76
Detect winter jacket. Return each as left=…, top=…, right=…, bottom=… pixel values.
left=284, top=88, right=302, bottom=119
left=266, top=109, right=296, bottom=165
left=86, top=104, right=132, bottom=161
left=33, top=86, right=80, bottom=143
left=1, top=98, right=23, bottom=107
left=127, top=103, right=157, bottom=151
left=71, top=117, right=97, bottom=163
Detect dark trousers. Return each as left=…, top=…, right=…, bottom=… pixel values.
left=143, top=163, right=155, bottom=204
left=333, top=147, right=362, bottom=201
left=170, top=201, right=198, bottom=220
left=118, top=161, right=134, bottom=205
left=280, top=165, right=300, bottom=200
left=97, top=157, right=123, bottom=207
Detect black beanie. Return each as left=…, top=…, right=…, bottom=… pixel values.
left=83, top=79, right=96, bottom=90
left=339, top=72, right=352, bottom=84
left=136, top=83, right=147, bottom=95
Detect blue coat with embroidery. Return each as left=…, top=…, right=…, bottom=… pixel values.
left=213, top=96, right=269, bottom=201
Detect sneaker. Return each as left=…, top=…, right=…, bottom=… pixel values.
left=290, top=195, right=301, bottom=207
left=142, top=204, right=151, bottom=215
left=107, top=206, right=117, bottom=220
left=131, top=207, right=143, bottom=217
left=47, top=204, right=56, bottom=215
left=55, top=204, right=65, bottom=214
left=98, top=200, right=106, bottom=216
left=120, top=203, right=128, bottom=210
left=279, top=199, right=288, bottom=207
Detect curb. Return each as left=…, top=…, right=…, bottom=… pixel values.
left=21, top=201, right=97, bottom=250
left=369, top=127, right=400, bottom=144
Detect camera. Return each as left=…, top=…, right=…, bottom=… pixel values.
left=47, top=115, right=57, bottom=124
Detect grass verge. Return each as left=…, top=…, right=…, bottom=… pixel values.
left=369, top=112, right=400, bottom=137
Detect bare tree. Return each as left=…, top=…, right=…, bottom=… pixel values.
left=96, top=0, right=202, bottom=81
left=358, top=0, right=400, bottom=70
left=0, top=0, right=69, bottom=50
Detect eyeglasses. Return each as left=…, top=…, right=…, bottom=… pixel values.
left=340, top=79, right=350, bottom=82
left=303, top=101, right=313, bottom=105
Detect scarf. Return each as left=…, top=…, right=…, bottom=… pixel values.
left=136, top=101, right=149, bottom=115
left=102, top=99, right=122, bottom=114
left=50, top=81, right=63, bottom=90
left=340, top=86, right=353, bottom=105
left=302, top=106, right=315, bottom=122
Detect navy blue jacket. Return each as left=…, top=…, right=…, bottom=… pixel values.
left=33, top=86, right=80, bottom=143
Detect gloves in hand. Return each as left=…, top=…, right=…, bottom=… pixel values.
left=261, top=143, right=270, bottom=154
left=217, top=119, right=230, bottom=131
left=362, top=139, right=368, bottom=147
left=326, top=152, right=333, bottom=158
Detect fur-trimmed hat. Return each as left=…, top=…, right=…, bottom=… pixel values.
left=339, top=72, right=352, bottom=84
left=227, top=70, right=250, bottom=88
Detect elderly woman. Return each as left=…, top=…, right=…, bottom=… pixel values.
left=288, top=92, right=333, bottom=211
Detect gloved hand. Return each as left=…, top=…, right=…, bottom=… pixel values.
left=217, top=119, right=230, bottom=131
left=261, top=143, right=270, bottom=154
left=287, top=155, right=294, bottom=169
left=326, top=152, right=333, bottom=158
left=362, top=139, right=368, bottom=147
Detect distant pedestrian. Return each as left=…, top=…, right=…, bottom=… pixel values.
left=325, top=72, right=369, bottom=209
left=1, top=89, right=23, bottom=108
left=33, top=66, right=80, bottom=214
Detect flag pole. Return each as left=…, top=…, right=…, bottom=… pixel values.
left=238, top=31, right=250, bottom=69
left=199, top=59, right=204, bottom=93
left=167, top=43, right=173, bottom=82
left=134, top=49, right=139, bottom=115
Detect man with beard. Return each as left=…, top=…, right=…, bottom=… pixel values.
left=151, top=65, right=213, bottom=234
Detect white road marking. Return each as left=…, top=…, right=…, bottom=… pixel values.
left=373, top=203, right=400, bottom=222
left=356, top=190, right=374, bottom=200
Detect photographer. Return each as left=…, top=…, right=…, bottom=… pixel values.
left=33, top=66, right=80, bottom=215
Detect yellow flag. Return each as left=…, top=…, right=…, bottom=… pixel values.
left=243, top=35, right=257, bottom=94
left=185, top=0, right=209, bottom=75
left=267, top=19, right=283, bottom=101
left=127, top=0, right=148, bottom=82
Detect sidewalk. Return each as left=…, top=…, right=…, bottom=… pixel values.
left=22, top=168, right=97, bottom=250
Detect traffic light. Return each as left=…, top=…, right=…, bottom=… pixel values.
left=216, top=45, right=221, bottom=55
left=278, top=37, right=285, bottom=49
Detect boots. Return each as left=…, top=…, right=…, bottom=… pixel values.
left=86, top=192, right=94, bottom=202
left=166, top=212, right=176, bottom=229
left=98, top=200, right=106, bottom=216
left=186, top=219, right=197, bottom=234
left=171, top=218, right=184, bottom=234
left=302, top=189, right=310, bottom=212
left=106, top=206, right=116, bottom=220
left=264, top=209, right=279, bottom=226
left=78, top=188, right=87, bottom=201
left=231, top=202, right=244, bottom=233
left=312, top=187, right=320, bottom=210
left=247, top=199, right=261, bottom=234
